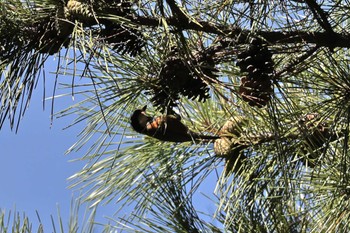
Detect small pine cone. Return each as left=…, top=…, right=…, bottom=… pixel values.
left=215, top=117, right=250, bottom=175
left=65, top=0, right=95, bottom=24
left=219, top=117, right=246, bottom=137
left=214, top=136, right=246, bottom=175
left=214, top=137, right=235, bottom=157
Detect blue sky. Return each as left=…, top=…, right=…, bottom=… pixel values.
left=0, top=71, right=117, bottom=230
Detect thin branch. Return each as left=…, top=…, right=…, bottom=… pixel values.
left=275, top=46, right=320, bottom=79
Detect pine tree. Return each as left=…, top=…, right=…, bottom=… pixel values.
left=2, top=0, right=350, bottom=232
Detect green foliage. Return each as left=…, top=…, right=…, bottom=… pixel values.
left=0, top=198, right=101, bottom=233
left=0, top=209, right=42, bottom=233
left=3, top=0, right=350, bottom=232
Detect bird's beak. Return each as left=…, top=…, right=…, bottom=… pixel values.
left=141, top=105, right=147, bottom=111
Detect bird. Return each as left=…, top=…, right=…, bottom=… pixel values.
left=130, top=105, right=220, bottom=142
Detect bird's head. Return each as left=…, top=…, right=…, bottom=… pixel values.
left=130, top=105, right=152, bottom=133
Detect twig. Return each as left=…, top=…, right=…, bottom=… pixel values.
left=275, top=46, right=319, bottom=79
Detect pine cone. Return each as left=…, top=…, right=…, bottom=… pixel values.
left=149, top=48, right=217, bottom=112
left=64, top=0, right=95, bottom=24
left=236, top=38, right=274, bottom=107
left=214, top=118, right=248, bottom=175
left=102, top=24, right=145, bottom=57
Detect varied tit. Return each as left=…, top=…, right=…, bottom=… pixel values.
left=130, top=105, right=220, bottom=142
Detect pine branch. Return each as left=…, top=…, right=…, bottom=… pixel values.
left=165, top=0, right=188, bottom=22
left=304, top=0, right=334, bottom=34
left=127, top=15, right=350, bottom=48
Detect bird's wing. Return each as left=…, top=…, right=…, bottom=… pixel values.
left=164, top=115, right=219, bottom=140
left=163, top=115, right=190, bottom=134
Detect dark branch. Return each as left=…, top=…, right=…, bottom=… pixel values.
left=304, top=0, right=334, bottom=34
left=128, top=15, right=350, bottom=48
left=165, top=0, right=188, bottom=22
